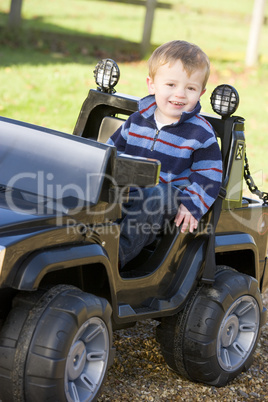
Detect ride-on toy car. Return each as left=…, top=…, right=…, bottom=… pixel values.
left=0, top=59, right=267, bottom=401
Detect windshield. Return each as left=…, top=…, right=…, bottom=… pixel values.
left=0, top=117, right=115, bottom=211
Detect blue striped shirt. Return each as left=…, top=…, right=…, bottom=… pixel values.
left=107, top=95, right=223, bottom=221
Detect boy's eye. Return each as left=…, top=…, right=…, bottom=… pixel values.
left=188, top=86, right=196, bottom=91
left=167, top=83, right=174, bottom=87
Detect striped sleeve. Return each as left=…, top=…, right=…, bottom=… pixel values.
left=179, top=137, right=223, bottom=221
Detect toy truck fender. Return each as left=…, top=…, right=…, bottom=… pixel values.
left=12, top=243, right=114, bottom=291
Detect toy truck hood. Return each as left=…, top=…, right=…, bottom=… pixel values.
left=0, top=201, right=63, bottom=234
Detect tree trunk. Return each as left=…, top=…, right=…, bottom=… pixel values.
left=8, top=0, right=23, bottom=28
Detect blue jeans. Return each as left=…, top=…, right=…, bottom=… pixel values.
left=119, top=183, right=181, bottom=268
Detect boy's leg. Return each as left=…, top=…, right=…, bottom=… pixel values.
left=119, top=183, right=180, bottom=268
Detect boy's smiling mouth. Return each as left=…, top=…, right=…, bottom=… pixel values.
left=170, top=101, right=185, bottom=106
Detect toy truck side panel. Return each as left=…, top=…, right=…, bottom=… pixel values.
left=216, top=204, right=268, bottom=290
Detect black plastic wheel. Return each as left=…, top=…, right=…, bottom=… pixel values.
left=156, top=267, right=265, bottom=387
left=0, top=285, right=113, bottom=401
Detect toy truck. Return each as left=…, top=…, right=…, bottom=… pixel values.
left=0, top=59, right=267, bottom=401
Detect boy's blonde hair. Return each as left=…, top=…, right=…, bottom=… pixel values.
left=148, top=40, right=210, bottom=90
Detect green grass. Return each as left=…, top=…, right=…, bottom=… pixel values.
left=0, top=0, right=268, bottom=189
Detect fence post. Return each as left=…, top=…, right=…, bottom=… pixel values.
left=141, top=0, right=157, bottom=57
left=245, top=0, right=266, bottom=66
left=8, top=0, right=23, bottom=28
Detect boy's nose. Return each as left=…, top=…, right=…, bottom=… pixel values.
left=174, top=87, right=185, bottom=97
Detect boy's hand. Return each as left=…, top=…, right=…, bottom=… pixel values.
left=174, top=204, right=198, bottom=233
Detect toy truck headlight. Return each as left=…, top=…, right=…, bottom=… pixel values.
left=210, top=84, right=239, bottom=118
left=94, top=59, right=120, bottom=93
left=0, top=246, right=6, bottom=276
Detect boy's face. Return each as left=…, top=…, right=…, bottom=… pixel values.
left=147, top=59, right=206, bottom=125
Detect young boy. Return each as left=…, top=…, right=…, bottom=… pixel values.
left=107, top=40, right=223, bottom=269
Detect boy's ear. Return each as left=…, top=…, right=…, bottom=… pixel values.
left=200, top=88, right=206, bottom=97
left=147, top=76, right=155, bottom=94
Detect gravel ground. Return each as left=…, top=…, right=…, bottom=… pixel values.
left=98, top=289, right=268, bottom=401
